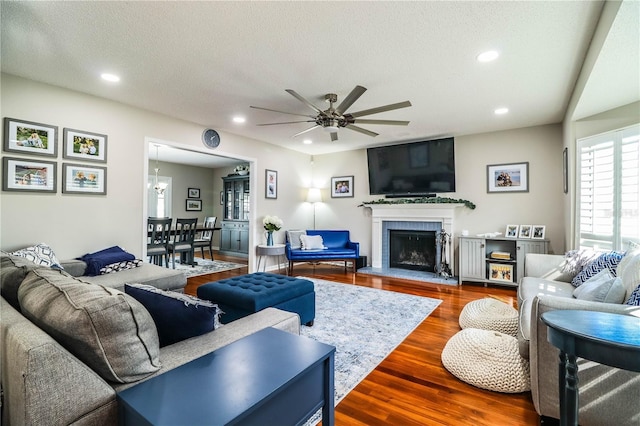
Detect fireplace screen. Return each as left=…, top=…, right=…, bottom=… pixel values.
left=389, top=230, right=437, bottom=272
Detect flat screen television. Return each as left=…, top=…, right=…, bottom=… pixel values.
left=366, top=137, right=456, bottom=196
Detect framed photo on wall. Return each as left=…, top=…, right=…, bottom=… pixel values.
left=62, top=163, right=107, bottom=195
left=63, top=128, right=107, bottom=162
left=3, top=118, right=58, bottom=157
left=188, top=188, right=200, bottom=198
left=2, top=156, right=57, bottom=193
left=265, top=169, right=277, bottom=199
left=487, top=162, right=529, bottom=193
left=186, top=199, right=202, bottom=211
left=331, top=175, right=354, bottom=198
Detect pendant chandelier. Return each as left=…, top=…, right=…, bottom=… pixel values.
left=153, top=145, right=167, bottom=195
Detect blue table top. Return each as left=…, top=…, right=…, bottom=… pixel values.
left=542, top=310, right=640, bottom=349
left=118, top=327, right=335, bottom=425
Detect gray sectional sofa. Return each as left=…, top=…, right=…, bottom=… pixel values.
left=0, top=252, right=301, bottom=425
left=517, top=252, right=640, bottom=425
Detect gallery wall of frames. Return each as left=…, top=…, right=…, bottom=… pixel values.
left=2, top=117, right=108, bottom=195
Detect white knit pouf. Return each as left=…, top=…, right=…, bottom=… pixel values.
left=459, top=298, right=518, bottom=337
left=441, top=328, right=530, bottom=393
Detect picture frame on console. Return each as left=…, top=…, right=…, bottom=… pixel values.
left=63, top=128, right=107, bottom=163
left=532, top=225, right=546, bottom=239
left=488, top=263, right=514, bottom=283
left=2, top=156, right=57, bottom=193
left=505, top=224, right=519, bottom=238
left=3, top=118, right=58, bottom=157
left=486, top=162, right=529, bottom=193
left=331, top=175, right=354, bottom=198
left=518, top=225, right=532, bottom=239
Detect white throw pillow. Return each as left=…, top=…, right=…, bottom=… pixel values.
left=286, top=230, right=306, bottom=250
left=573, top=267, right=625, bottom=303
left=300, top=234, right=325, bottom=250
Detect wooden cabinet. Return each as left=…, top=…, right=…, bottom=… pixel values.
left=458, top=236, right=549, bottom=287
left=220, top=175, right=250, bottom=256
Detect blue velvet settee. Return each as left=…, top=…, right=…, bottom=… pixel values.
left=285, top=230, right=359, bottom=274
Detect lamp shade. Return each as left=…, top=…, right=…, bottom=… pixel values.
left=306, top=187, right=322, bottom=203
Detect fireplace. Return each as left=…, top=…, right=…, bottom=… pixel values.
left=389, top=230, right=437, bottom=272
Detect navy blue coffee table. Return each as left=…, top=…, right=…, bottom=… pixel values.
left=117, top=327, right=335, bottom=425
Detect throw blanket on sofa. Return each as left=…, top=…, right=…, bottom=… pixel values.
left=78, top=246, right=135, bottom=276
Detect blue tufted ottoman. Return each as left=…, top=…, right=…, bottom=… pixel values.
left=197, top=273, right=315, bottom=326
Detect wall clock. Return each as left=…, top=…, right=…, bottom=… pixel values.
left=202, top=128, right=220, bottom=149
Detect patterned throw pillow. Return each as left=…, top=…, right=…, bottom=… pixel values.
left=125, top=284, right=220, bottom=347
left=626, top=284, right=640, bottom=306
left=11, top=243, right=63, bottom=269
left=562, top=249, right=599, bottom=277
left=99, top=259, right=143, bottom=275
left=571, top=251, right=625, bottom=287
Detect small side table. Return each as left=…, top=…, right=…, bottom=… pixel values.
left=541, top=310, right=640, bottom=426
left=256, top=243, right=286, bottom=274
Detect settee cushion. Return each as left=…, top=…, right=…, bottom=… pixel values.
left=18, top=268, right=161, bottom=383
left=571, top=251, right=624, bottom=287
left=625, top=284, right=640, bottom=305
left=286, top=230, right=306, bottom=249
left=1, top=251, right=43, bottom=309
left=573, top=273, right=625, bottom=303
left=125, top=284, right=219, bottom=347
left=300, top=234, right=325, bottom=250
left=10, top=242, right=63, bottom=269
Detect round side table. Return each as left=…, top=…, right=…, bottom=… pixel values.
left=256, top=244, right=287, bottom=274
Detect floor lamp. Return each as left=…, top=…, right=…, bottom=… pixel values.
left=306, top=188, right=322, bottom=229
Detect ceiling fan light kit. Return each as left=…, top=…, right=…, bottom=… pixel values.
left=251, top=85, right=412, bottom=142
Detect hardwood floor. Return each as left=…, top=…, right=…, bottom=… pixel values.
left=186, top=253, right=540, bottom=425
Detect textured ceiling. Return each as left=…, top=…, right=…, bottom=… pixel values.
left=1, top=1, right=637, bottom=157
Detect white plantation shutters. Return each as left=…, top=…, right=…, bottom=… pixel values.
left=577, top=124, right=640, bottom=251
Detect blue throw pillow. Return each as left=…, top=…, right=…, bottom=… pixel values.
left=626, top=284, right=640, bottom=306
left=125, top=284, right=220, bottom=347
left=571, top=251, right=624, bottom=287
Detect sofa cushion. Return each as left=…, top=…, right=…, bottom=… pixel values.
left=518, top=276, right=576, bottom=303
left=300, top=234, right=325, bottom=250
left=626, top=284, right=640, bottom=306
left=562, top=249, right=599, bottom=277
left=11, top=242, right=63, bottom=269
left=17, top=268, right=161, bottom=383
left=78, top=245, right=136, bottom=276
left=571, top=251, right=624, bottom=287
left=125, top=284, right=219, bottom=347
left=100, top=259, right=143, bottom=275
left=0, top=251, right=43, bottom=309
left=286, top=230, right=306, bottom=249
left=572, top=272, right=625, bottom=303
left=616, top=249, right=640, bottom=300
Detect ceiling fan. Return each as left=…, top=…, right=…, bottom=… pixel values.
left=250, top=85, right=411, bottom=141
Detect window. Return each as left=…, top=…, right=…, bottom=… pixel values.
left=576, top=124, right=639, bottom=251
left=148, top=175, right=172, bottom=218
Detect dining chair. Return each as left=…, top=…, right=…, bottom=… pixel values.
left=147, top=217, right=172, bottom=267
left=194, top=216, right=217, bottom=260
left=168, top=218, right=198, bottom=269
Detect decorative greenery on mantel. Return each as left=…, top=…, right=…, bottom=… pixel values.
left=358, top=196, right=476, bottom=210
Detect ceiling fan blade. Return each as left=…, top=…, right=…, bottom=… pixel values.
left=353, top=119, right=410, bottom=126
left=285, top=89, right=325, bottom=115
left=335, top=85, right=367, bottom=115
left=250, top=105, right=315, bottom=118
left=345, top=124, right=379, bottom=137
left=349, top=101, right=412, bottom=118
left=293, top=125, right=320, bottom=138
left=257, top=120, right=315, bottom=126
left=330, top=132, right=338, bottom=142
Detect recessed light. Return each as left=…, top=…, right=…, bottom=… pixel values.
left=477, top=50, right=499, bottom=62
left=303, top=139, right=312, bottom=145
left=100, top=73, right=120, bottom=82
left=494, top=107, right=509, bottom=115
left=232, top=116, right=246, bottom=124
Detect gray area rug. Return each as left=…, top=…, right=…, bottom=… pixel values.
left=173, top=257, right=245, bottom=277
left=300, top=277, right=442, bottom=425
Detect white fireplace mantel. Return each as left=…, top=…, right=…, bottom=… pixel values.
left=366, top=203, right=465, bottom=269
